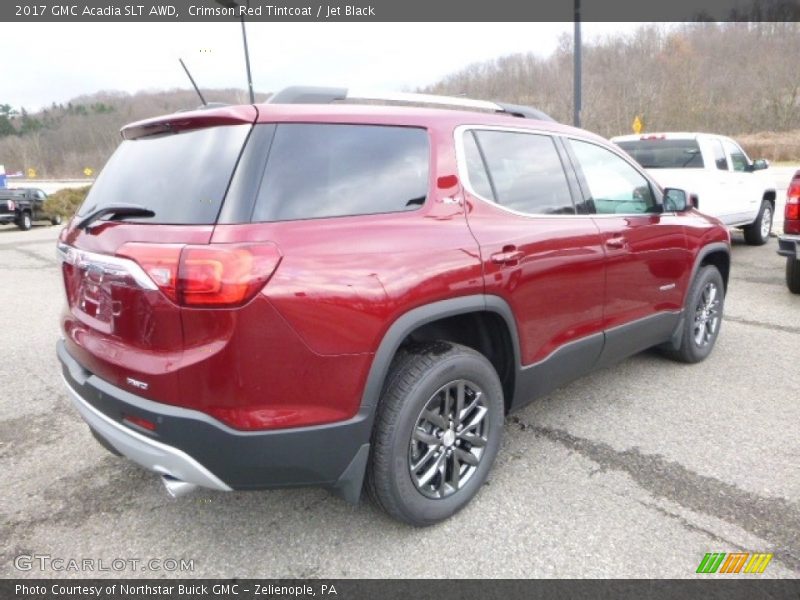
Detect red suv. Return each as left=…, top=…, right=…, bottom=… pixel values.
left=57, top=87, right=731, bottom=525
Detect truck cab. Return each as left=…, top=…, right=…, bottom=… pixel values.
left=611, top=132, right=777, bottom=245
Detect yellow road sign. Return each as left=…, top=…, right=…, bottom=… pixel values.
left=632, top=116, right=643, bottom=134
left=26, top=168, right=36, bottom=178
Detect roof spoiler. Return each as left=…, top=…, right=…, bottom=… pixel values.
left=267, top=86, right=556, bottom=122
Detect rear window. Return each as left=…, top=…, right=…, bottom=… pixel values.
left=77, top=124, right=251, bottom=224
left=616, top=139, right=704, bottom=169
left=251, top=124, right=429, bottom=222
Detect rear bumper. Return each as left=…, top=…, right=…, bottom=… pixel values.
left=777, top=235, right=800, bottom=260
left=57, top=340, right=371, bottom=501
left=63, top=373, right=231, bottom=491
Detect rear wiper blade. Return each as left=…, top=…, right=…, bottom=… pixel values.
left=77, top=204, right=155, bottom=230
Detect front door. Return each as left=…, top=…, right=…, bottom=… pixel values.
left=565, top=138, right=692, bottom=366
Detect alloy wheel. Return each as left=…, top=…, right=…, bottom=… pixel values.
left=408, top=379, right=489, bottom=499
left=693, top=282, right=721, bottom=347
left=760, top=205, right=772, bottom=239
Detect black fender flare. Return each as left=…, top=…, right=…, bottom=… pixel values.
left=358, top=294, right=522, bottom=411
left=669, top=241, right=730, bottom=350
left=688, top=242, right=730, bottom=294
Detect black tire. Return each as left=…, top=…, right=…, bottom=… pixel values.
left=787, top=258, right=800, bottom=294
left=742, top=200, right=773, bottom=246
left=663, top=265, right=725, bottom=363
left=18, top=212, right=32, bottom=231
left=366, top=341, right=504, bottom=526
left=50, top=214, right=62, bottom=226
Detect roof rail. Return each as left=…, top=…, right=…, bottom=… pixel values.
left=267, top=86, right=556, bottom=122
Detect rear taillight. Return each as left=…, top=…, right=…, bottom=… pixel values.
left=785, top=177, right=800, bottom=220
left=785, top=176, right=800, bottom=234
left=117, top=243, right=281, bottom=307
left=116, top=243, right=183, bottom=301
left=5, top=200, right=14, bottom=211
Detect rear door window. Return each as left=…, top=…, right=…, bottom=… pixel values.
left=723, top=139, right=749, bottom=172
left=710, top=139, right=729, bottom=170
left=464, top=129, right=575, bottom=215
left=77, top=124, right=251, bottom=225
left=251, top=124, right=429, bottom=222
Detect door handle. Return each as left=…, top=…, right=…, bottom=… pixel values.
left=605, top=236, right=627, bottom=249
left=491, top=246, right=524, bottom=266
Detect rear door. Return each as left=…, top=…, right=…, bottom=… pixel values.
left=564, top=137, right=691, bottom=366
left=459, top=127, right=606, bottom=403
left=700, top=136, right=739, bottom=224
left=60, top=109, right=256, bottom=405
left=721, top=137, right=760, bottom=223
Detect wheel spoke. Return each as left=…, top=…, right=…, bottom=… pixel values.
left=411, top=444, right=440, bottom=472
left=459, top=391, right=482, bottom=423
left=462, top=405, right=488, bottom=432
left=422, top=409, right=448, bottom=430
left=442, top=388, right=453, bottom=422
left=413, top=428, right=439, bottom=446
left=455, top=448, right=479, bottom=466
left=437, top=457, right=448, bottom=496
left=454, top=381, right=465, bottom=424
left=448, top=453, right=461, bottom=491
left=705, top=285, right=717, bottom=307
left=416, top=451, right=446, bottom=487
left=458, top=432, right=487, bottom=447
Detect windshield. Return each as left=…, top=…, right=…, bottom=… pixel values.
left=616, top=139, right=704, bottom=169
left=78, top=124, right=251, bottom=224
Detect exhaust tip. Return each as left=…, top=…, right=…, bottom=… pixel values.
left=161, top=475, right=198, bottom=498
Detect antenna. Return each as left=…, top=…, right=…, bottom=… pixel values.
left=179, top=58, right=207, bottom=106
left=215, top=0, right=256, bottom=104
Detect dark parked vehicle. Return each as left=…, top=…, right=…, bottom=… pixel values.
left=777, top=170, right=800, bottom=293
left=0, top=188, right=62, bottom=230
left=56, top=87, right=731, bottom=525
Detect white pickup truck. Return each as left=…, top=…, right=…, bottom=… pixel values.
left=611, top=132, right=777, bottom=245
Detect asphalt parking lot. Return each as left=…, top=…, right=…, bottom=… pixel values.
left=0, top=222, right=798, bottom=579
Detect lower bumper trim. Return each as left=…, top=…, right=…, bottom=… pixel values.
left=62, top=374, right=231, bottom=492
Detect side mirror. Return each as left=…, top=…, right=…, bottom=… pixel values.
left=750, top=158, right=769, bottom=171
left=663, top=188, right=689, bottom=212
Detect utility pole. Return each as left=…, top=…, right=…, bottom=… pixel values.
left=573, top=0, right=582, bottom=128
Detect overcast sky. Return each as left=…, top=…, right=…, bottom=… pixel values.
left=3, top=22, right=645, bottom=110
